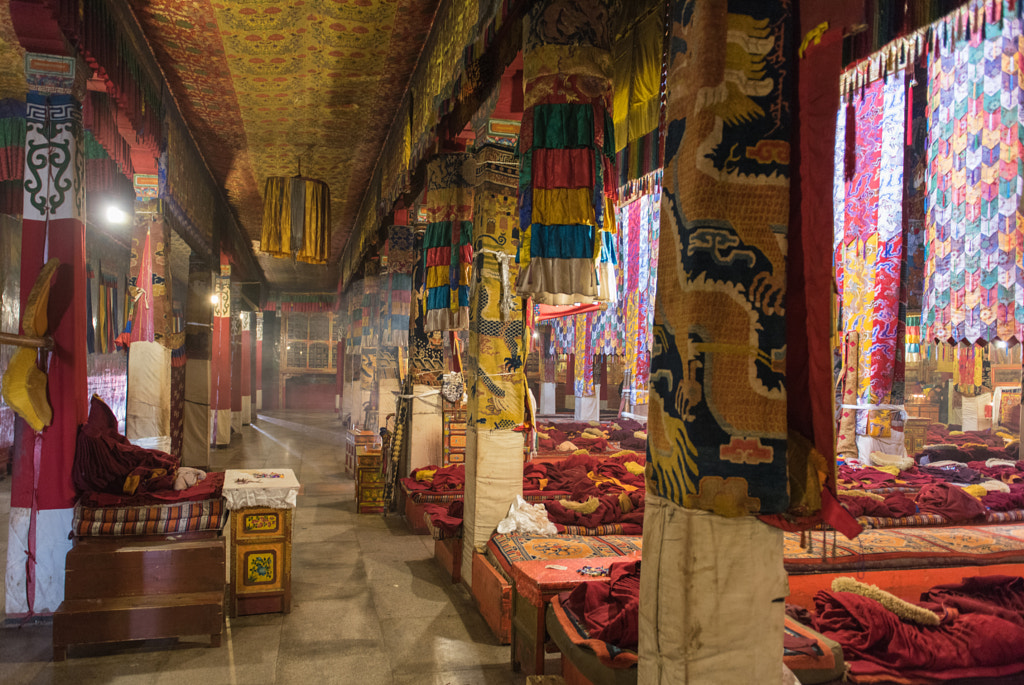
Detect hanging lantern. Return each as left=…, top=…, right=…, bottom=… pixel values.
left=260, top=176, right=331, bottom=264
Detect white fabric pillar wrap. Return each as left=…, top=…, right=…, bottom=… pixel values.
left=241, top=396, right=252, bottom=426
left=213, top=408, right=231, bottom=446
left=461, top=429, right=525, bottom=585
left=256, top=389, right=263, bottom=411
left=539, top=382, right=556, bottom=414
left=126, top=340, right=172, bottom=441
left=5, top=507, right=74, bottom=615
left=182, top=359, right=211, bottom=467
left=344, top=373, right=360, bottom=427
left=638, top=495, right=787, bottom=685
left=232, top=408, right=242, bottom=433
left=574, top=385, right=601, bottom=421
left=379, top=378, right=399, bottom=431
left=409, top=385, right=443, bottom=470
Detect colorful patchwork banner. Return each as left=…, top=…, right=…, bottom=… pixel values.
left=924, top=7, right=1024, bottom=345
left=648, top=0, right=791, bottom=517
left=422, top=154, right=474, bottom=332
left=545, top=183, right=661, bottom=401
left=516, top=0, right=618, bottom=305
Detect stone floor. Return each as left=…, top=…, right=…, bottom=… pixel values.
left=0, top=411, right=529, bottom=685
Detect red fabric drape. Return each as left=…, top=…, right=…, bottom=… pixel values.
left=792, top=28, right=843, bottom=460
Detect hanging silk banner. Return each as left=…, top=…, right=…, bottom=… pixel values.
left=422, top=153, right=474, bottom=332
left=516, top=0, right=618, bottom=305
left=833, top=70, right=906, bottom=405
left=648, top=0, right=791, bottom=517
left=924, top=6, right=1024, bottom=345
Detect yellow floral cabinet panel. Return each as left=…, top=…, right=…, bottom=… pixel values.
left=230, top=507, right=292, bottom=616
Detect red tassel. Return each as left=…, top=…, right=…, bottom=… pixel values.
left=844, top=100, right=857, bottom=181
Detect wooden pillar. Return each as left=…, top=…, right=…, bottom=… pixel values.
left=211, top=255, right=231, bottom=446
left=639, top=2, right=791, bottom=682
left=230, top=285, right=242, bottom=434
left=240, top=311, right=252, bottom=425
left=125, top=201, right=171, bottom=446
left=254, top=311, right=263, bottom=412
left=182, top=252, right=212, bottom=467
left=6, top=51, right=87, bottom=617
left=461, top=135, right=524, bottom=585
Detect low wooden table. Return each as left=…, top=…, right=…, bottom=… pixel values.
left=223, top=469, right=300, bottom=616
left=510, top=555, right=637, bottom=675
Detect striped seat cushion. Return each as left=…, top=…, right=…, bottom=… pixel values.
left=73, top=498, right=227, bottom=537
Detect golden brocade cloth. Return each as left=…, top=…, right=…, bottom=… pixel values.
left=260, top=176, right=331, bottom=264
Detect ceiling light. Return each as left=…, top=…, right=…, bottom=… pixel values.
left=105, top=205, right=130, bottom=225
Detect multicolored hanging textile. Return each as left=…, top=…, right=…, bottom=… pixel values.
left=544, top=182, right=662, bottom=401
left=260, top=176, right=331, bottom=264
left=0, top=99, right=25, bottom=183
left=422, top=153, right=474, bottom=332
left=411, top=232, right=446, bottom=386
left=170, top=341, right=186, bottom=458
left=833, top=70, right=906, bottom=406
left=956, top=343, right=985, bottom=392
left=516, top=0, right=618, bottom=305
left=648, top=0, right=791, bottom=517
left=387, top=225, right=416, bottom=275
left=620, top=188, right=660, bottom=405
left=924, top=6, right=1024, bottom=345
left=362, top=275, right=381, bottom=348
left=128, top=228, right=154, bottom=344
left=906, top=314, right=922, bottom=362
left=386, top=273, right=412, bottom=348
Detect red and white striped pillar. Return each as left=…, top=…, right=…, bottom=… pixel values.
left=254, top=311, right=263, bottom=412
left=230, top=288, right=242, bottom=433
left=210, top=256, right=231, bottom=446
left=240, top=311, right=252, bottom=425
left=6, top=53, right=87, bottom=617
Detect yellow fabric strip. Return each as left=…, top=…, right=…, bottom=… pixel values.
left=587, top=470, right=639, bottom=493
left=426, top=266, right=451, bottom=289
left=612, top=42, right=632, bottom=151
left=532, top=187, right=596, bottom=226
left=628, top=10, right=663, bottom=139
left=524, top=44, right=612, bottom=83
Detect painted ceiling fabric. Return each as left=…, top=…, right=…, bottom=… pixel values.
left=127, top=0, right=442, bottom=288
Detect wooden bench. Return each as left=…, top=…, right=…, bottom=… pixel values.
left=53, top=537, right=225, bottom=660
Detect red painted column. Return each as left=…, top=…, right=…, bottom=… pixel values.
left=335, top=338, right=344, bottom=417
left=7, top=52, right=87, bottom=617
left=230, top=287, right=242, bottom=434
left=240, top=311, right=251, bottom=425
left=211, top=255, right=231, bottom=445
left=565, top=354, right=575, bottom=412
left=254, top=311, right=263, bottom=412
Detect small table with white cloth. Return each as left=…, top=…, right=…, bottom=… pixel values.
left=222, top=469, right=300, bottom=616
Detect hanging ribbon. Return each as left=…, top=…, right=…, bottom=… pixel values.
left=476, top=247, right=514, bottom=321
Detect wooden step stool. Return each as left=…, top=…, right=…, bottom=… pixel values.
left=53, top=537, right=226, bottom=660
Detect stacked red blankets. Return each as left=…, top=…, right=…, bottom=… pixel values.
left=813, top=576, right=1024, bottom=683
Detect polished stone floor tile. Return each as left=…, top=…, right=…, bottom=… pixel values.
left=0, top=411, right=527, bottom=684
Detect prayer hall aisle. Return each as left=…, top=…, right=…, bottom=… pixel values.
left=0, top=411, right=525, bottom=685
